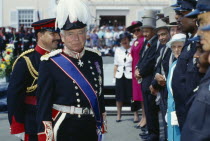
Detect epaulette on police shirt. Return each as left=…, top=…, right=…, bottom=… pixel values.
left=12, top=49, right=38, bottom=93
left=85, top=47, right=101, bottom=56
left=41, top=49, right=62, bottom=61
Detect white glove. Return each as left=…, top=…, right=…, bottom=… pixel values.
left=14, top=132, right=25, bottom=140
left=165, top=113, right=168, bottom=123
left=112, top=78, right=116, bottom=84
left=171, top=111, right=179, bottom=126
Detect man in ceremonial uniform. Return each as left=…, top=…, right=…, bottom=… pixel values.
left=7, top=18, right=60, bottom=141
left=36, top=0, right=106, bottom=141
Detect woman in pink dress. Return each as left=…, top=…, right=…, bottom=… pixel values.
left=127, top=21, right=146, bottom=127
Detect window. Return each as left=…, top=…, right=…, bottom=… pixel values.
left=18, top=10, right=34, bottom=28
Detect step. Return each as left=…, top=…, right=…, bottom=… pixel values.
left=104, top=95, right=115, bottom=99
left=105, top=106, right=142, bottom=115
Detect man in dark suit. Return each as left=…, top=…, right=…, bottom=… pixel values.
left=149, top=18, right=171, bottom=141
left=36, top=1, right=106, bottom=141
left=7, top=18, right=60, bottom=141
left=135, top=10, right=159, bottom=141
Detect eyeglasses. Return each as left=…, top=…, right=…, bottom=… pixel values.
left=132, top=28, right=141, bottom=33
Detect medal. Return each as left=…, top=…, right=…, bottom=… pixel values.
left=78, top=59, right=84, bottom=67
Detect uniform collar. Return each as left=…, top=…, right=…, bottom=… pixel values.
left=63, top=46, right=85, bottom=59
left=35, top=45, right=50, bottom=55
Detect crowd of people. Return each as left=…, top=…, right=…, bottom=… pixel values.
left=0, top=26, right=64, bottom=57
left=4, top=0, right=210, bottom=141
left=85, top=25, right=126, bottom=56
left=112, top=0, right=210, bottom=141
left=0, top=25, right=125, bottom=57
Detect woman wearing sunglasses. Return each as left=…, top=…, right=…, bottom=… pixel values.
left=127, top=21, right=146, bottom=127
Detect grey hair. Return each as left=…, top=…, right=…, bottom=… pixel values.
left=60, top=27, right=88, bottom=35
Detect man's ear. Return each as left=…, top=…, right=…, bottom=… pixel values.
left=37, top=32, right=44, bottom=41
left=60, top=33, right=65, bottom=43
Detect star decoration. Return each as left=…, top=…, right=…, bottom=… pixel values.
left=78, top=60, right=84, bottom=67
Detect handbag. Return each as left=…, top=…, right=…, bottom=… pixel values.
left=131, top=99, right=141, bottom=112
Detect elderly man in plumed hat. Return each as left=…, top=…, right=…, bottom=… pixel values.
left=7, top=18, right=60, bottom=141
left=36, top=0, right=106, bottom=141
left=135, top=9, right=160, bottom=141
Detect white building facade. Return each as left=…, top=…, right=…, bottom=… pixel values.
left=0, top=0, right=173, bottom=29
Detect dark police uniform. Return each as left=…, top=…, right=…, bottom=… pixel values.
left=181, top=67, right=210, bottom=141
left=7, top=18, right=57, bottom=141
left=137, top=35, right=160, bottom=140
left=171, top=0, right=202, bottom=129
left=171, top=37, right=202, bottom=129
left=181, top=0, right=210, bottom=138
left=36, top=48, right=105, bottom=141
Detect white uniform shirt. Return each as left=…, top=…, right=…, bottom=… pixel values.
left=114, top=47, right=132, bottom=79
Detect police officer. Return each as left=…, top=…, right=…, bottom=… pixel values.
left=171, top=0, right=202, bottom=129
left=7, top=18, right=60, bottom=141
left=181, top=0, right=210, bottom=140
left=181, top=26, right=210, bottom=141
left=36, top=0, right=106, bottom=141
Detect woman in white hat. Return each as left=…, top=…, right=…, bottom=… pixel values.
left=166, top=33, right=186, bottom=141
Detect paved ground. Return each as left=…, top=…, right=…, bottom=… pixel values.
left=0, top=113, right=143, bottom=141
left=0, top=56, right=165, bottom=141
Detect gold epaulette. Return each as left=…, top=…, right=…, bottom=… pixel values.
left=12, top=49, right=38, bottom=93
left=12, top=49, right=35, bottom=71
left=85, top=47, right=101, bottom=56
left=22, top=56, right=38, bottom=93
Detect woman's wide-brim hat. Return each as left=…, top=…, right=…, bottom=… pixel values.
left=126, top=21, right=142, bottom=33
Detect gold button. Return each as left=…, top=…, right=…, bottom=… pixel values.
left=94, top=78, right=97, bottom=81
left=88, top=60, right=91, bottom=63
left=73, top=81, right=76, bottom=84
left=77, top=104, right=80, bottom=107
left=77, top=99, right=80, bottom=103
left=90, top=66, right=93, bottom=69
left=75, top=86, right=78, bottom=89
left=95, top=84, right=98, bottom=87
left=76, top=93, right=79, bottom=96
left=92, top=72, right=95, bottom=75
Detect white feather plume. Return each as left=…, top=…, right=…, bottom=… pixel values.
left=56, top=0, right=91, bottom=29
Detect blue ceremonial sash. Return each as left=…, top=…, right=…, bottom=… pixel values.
left=51, top=54, right=103, bottom=139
